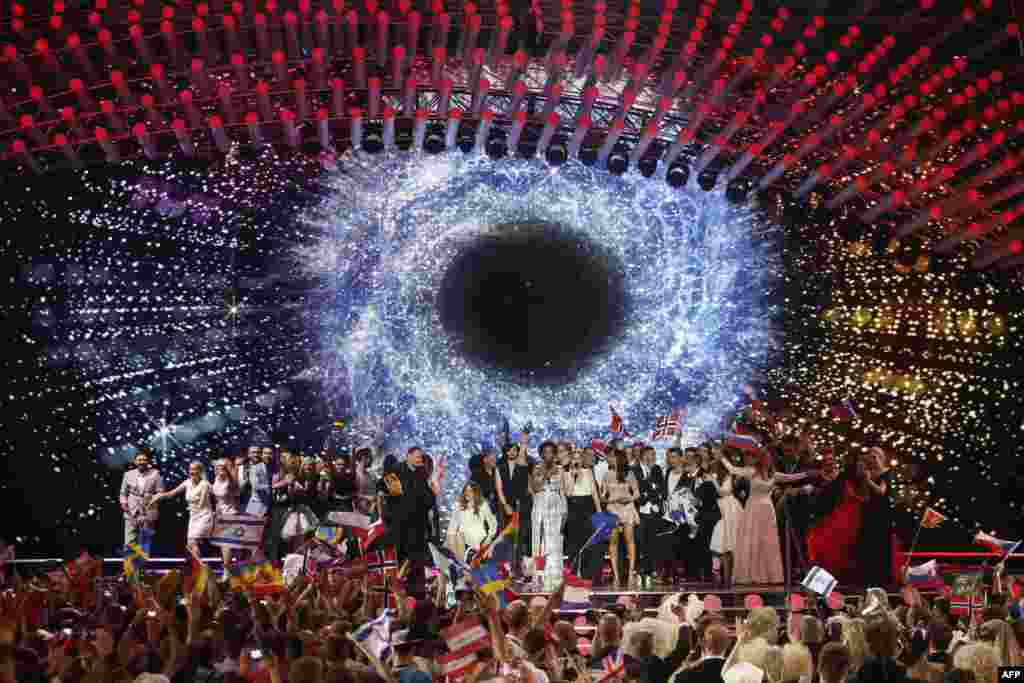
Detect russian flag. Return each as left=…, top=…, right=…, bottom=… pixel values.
left=904, top=560, right=939, bottom=585
left=974, top=531, right=1022, bottom=557
left=726, top=432, right=762, bottom=452
left=562, top=573, right=593, bottom=611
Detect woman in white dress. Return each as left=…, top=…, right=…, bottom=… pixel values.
left=211, top=458, right=241, bottom=574
left=716, top=448, right=817, bottom=584
left=531, top=460, right=569, bottom=591
left=446, top=481, right=498, bottom=563
left=709, top=451, right=742, bottom=585
left=148, top=461, right=213, bottom=561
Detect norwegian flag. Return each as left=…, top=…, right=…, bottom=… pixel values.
left=591, top=438, right=608, bottom=456
left=609, top=406, right=630, bottom=437
left=366, top=547, right=399, bottom=581
left=651, top=411, right=683, bottom=441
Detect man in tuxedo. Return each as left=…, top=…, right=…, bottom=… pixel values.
left=673, top=623, right=728, bottom=683
left=686, top=448, right=722, bottom=583
left=633, top=445, right=665, bottom=588
left=661, top=447, right=692, bottom=583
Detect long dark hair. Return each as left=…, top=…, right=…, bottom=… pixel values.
left=613, top=450, right=629, bottom=483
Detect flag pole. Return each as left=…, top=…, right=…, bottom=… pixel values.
left=903, top=518, right=926, bottom=575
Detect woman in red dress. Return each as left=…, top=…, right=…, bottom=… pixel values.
left=807, top=448, right=893, bottom=587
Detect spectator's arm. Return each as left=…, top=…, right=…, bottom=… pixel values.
left=536, top=582, right=566, bottom=627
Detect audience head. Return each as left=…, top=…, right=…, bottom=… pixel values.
left=746, top=606, right=782, bottom=645
left=406, top=447, right=424, bottom=467
left=818, top=642, right=851, bottom=683
left=929, top=619, right=954, bottom=653
left=782, top=642, right=813, bottom=683
left=864, top=616, right=901, bottom=661
left=703, top=623, right=730, bottom=657
left=952, top=642, right=998, bottom=683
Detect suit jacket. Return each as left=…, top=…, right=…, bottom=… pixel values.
left=632, top=463, right=665, bottom=515
left=660, top=468, right=692, bottom=502
left=672, top=657, right=725, bottom=683
left=691, top=475, right=722, bottom=532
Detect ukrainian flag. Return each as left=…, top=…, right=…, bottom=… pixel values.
left=123, top=542, right=149, bottom=580
left=470, top=562, right=511, bottom=607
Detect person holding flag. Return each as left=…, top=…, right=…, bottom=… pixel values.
left=389, top=446, right=436, bottom=596
left=148, top=460, right=214, bottom=562
left=447, top=482, right=498, bottom=564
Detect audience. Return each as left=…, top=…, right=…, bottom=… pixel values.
left=818, top=643, right=852, bottom=683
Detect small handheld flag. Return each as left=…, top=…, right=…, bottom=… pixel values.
left=441, top=617, right=490, bottom=655
left=974, top=531, right=1022, bottom=557
left=562, top=573, right=593, bottom=611
left=920, top=507, right=947, bottom=529
left=802, top=566, right=838, bottom=597
left=904, top=560, right=939, bottom=585
left=726, top=432, right=762, bottom=452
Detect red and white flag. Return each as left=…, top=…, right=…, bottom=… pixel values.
left=440, top=648, right=480, bottom=680
left=352, top=518, right=387, bottom=552
left=431, top=454, right=447, bottom=493
left=651, top=410, right=683, bottom=441
left=441, top=617, right=490, bottom=655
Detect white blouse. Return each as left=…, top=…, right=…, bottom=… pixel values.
left=567, top=468, right=597, bottom=497
left=448, top=502, right=498, bottom=550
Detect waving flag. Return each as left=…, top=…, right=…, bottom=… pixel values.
left=430, top=542, right=468, bottom=585
left=802, top=566, right=838, bottom=597
left=583, top=512, right=619, bottom=550
left=652, top=412, right=683, bottom=442
left=442, top=616, right=490, bottom=655
left=600, top=650, right=626, bottom=682
left=471, top=562, right=510, bottom=606
left=431, top=454, right=447, bottom=493
left=920, top=507, right=947, bottom=529
left=591, top=438, right=609, bottom=456
left=830, top=399, right=858, bottom=422
left=440, top=649, right=480, bottom=680
left=353, top=518, right=387, bottom=552
left=480, top=513, right=519, bottom=567
left=726, top=432, right=762, bottom=452
left=974, top=531, right=1022, bottom=557
left=609, top=406, right=631, bottom=437
left=123, top=542, right=149, bottom=581
left=904, top=560, right=939, bottom=585
left=350, top=610, right=393, bottom=663
left=210, top=514, right=266, bottom=550
left=562, top=573, right=593, bottom=610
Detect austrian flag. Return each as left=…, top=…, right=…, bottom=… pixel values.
left=439, top=649, right=479, bottom=680
left=441, top=617, right=489, bottom=655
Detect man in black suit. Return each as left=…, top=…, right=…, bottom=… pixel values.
left=497, top=435, right=534, bottom=576
left=389, top=446, right=435, bottom=596
left=686, top=448, right=722, bottom=583
left=633, top=445, right=665, bottom=589
left=661, top=447, right=692, bottom=583
left=672, top=623, right=728, bottom=683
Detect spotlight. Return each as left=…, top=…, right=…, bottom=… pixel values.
left=424, top=126, right=445, bottom=154
left=546, top=141, right=567, bottom=167
left=637, top=157, right=658, bottom=178
left=666, top=163, right=689, bottom=188
left=607, top=148, right=628, bottom=176
left=698, top=167, right=719, bottom=192
left=485, top=135, right=506, bottom=159
left=725, top=178, right=750, bottom=204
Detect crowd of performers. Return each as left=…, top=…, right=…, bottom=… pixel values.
left=121, top=412, right=898, bottom=596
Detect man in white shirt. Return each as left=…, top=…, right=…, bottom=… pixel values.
left=119, top=450, right=164, bottom=552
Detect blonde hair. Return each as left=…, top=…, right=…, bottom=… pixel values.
left=746, top=606, right=782, bottom=644
left=782, top=642, right=813, bottom=682
left=736, top=638, right=770, bottom=669
left=840, top=618, right=869, bottom=673
left=953, top=642, right=999, bottom=683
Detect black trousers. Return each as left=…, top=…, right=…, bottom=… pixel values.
left=685, top=524, right=715, bottom=581
left=565, top=496, right=597, bottom=567
left=637, top=513, right=662, bottom=575
left=394, top=518, right=430, bottom=596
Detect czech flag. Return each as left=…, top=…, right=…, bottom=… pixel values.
left=974, top=531, right=1022, bottom=557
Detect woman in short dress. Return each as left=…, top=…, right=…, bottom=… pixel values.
left=212, top=458, right=241, bottom=574
left=709, top=451, right=743, bottom=585
left=148, top=461, right=213, bottom=561
left=447, top=481, right=498, bottom=564
left=602, top=450, right=640, bottom=587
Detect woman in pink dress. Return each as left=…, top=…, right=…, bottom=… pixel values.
left=716, top=448, right=817, bottom=585
left=212, top=458, right=241, bottom=575
left=148, top=461, right=213, bottom=561
left=601, top=450, right=641, bottom=587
